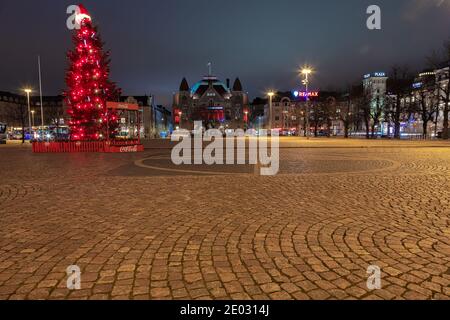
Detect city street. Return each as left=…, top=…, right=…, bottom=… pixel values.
left=0, top=138, right=449, bottom=300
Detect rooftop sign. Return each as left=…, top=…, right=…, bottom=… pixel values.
left=364, top=72, right=386, bottom=79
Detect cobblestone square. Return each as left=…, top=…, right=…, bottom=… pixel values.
left=0, top=138, right=449, bottom=300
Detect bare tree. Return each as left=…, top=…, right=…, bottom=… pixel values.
left=369, top=96, right=384, bottom=138
left=309, top=102, right=325, bottom=137
left=7, top=103, right=28, bottom=144
left=339, top=93, right=357, bottom=138
left=358, top=93, right=372, bottom=139
left=385, top=66, right=413, bottom=139
left=325, top=97, right=338, bottom=137
left=350, top=84, right=372, bottom=139
left=413, top=81, right=439, bottom=138
left=339, top=86, right=356, bottom=138
left=427, top=40, right=450, bottom=139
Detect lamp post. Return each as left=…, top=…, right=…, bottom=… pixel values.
left=24, top=89, right=32, bottom=135
left=178, top=111, right=183, bottom=129
left=267, top=92, right=275, bottom=131
left=31, top=110, right=35, bottom=127
left=38, top=56, right=44, bottom=129
left=301, top=68, right=313, bottom=138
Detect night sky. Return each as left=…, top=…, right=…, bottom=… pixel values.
left=1, top=0, right=450, bottom=106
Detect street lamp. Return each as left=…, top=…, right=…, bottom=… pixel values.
left=244, top=110, right=249, bottom=128
left=31, top=110, right=35, bottom=127
left=24, top=89, right=32, bottom=136
left=267, top=91, right=275, bottom=131
left=178, top=111, right=183, bottom=129
left=300, top=67, right=313, bottom=138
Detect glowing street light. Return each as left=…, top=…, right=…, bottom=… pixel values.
left=178, top=111, right=183, bottom=129
left=24, top=88, right=32, bottom=135
left=267, top=91, right=275, bottom=130
left=244, top=110, right=249, bottom=127
left=301, top=67, right=313, bottom=94
left=31, top=110, right=36, bottom=127
left=300, top=67, right=314, bottom=138
left=301, top=68, right=312, bottom=75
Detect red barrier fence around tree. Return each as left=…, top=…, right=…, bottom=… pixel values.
left=32, top=140, right=143, bottom=153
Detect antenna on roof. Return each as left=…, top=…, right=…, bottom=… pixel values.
left=207, top=62, right=212, bottom=76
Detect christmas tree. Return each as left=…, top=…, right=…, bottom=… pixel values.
left=65, top=4, right=120, bottom=141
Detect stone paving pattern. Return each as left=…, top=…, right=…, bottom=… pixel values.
left=0, top=138, right=449, bottom=300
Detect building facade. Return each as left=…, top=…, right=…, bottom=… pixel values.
left=172, top=74, right=249, bottom=130
left=0, top=91, right=66, bottom=129
left=0, top=91, right=170, bottom=139
left=435, top=66, right=450, bottom=137
left=363, top=72, right=389, bottom=135
left=118, top=96, right=171, bottom=139
left=363, top=72, right=388, bottom=98
left=403, top=67, right=449, bottom=138
left=251, top=91, right=345, bottom=136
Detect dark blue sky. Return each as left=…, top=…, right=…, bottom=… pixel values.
left=1, top=0, right=449, bottom=105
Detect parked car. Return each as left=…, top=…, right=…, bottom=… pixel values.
left=9, top=130, right=32, bottom=140
left=9, top=131, right=23, bottom=140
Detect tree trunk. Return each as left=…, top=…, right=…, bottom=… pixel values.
left=422, top=121, right=428, bottom=139
left=21, top=119, right=25, bottom=144
left=443, top=107, right=449, bottom=140
left=394, top=121, right=401, bottom=139
left=442, top=89, right=450, bottom=140
left=393, top=99, right=401, bottom=139
left=303, top=119, right=307, bottom=137
left=365, top=119, right=370, bottom=139
left=344, top=122, right=349, bottom=139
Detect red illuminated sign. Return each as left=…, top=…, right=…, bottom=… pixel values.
left=106, top=102, right=140, bottom=111
left=298, top=91, right=319, bottom=97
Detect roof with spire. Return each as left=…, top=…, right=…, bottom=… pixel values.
left=191, top=76, right=229, bottom=97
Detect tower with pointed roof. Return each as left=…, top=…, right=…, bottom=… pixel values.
left=179, top=78, right=190, bottom=92
left=232, top=78, right=243, bottom=92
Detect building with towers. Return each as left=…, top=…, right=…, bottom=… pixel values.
left=172, top=69, right=249, bottom=130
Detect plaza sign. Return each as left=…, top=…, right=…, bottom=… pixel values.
left=364, top=72, right=386, bottom=79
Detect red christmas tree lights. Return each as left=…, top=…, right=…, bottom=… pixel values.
left=65, top=4, right=120, bottom=141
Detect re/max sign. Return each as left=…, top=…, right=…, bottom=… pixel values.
left=294, top=91, right=319, bottom=98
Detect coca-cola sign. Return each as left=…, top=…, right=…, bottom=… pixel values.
left=119, top=145, right=138, bottom=153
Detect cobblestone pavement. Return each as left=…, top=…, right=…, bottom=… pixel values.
left=0, top=139, right=449, bottom=300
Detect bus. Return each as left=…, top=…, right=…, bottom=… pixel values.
left=0, top=122, right=7, bottom=144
